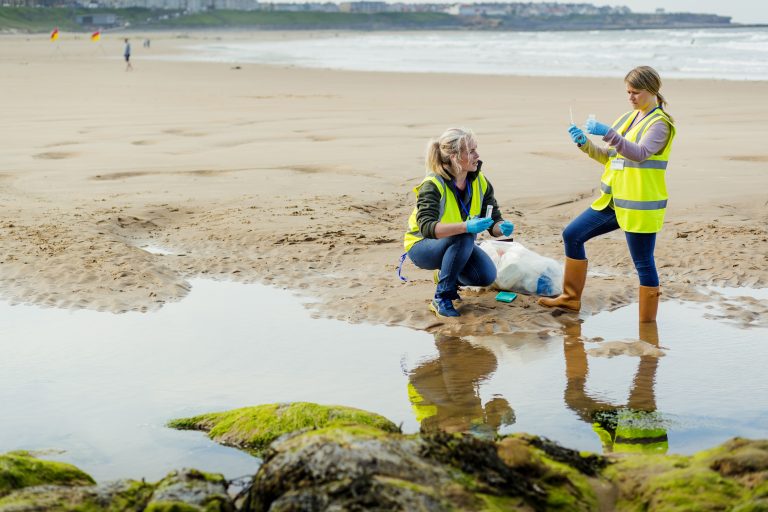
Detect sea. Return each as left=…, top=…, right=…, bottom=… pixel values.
left=163, top=27, right=768, bottom=80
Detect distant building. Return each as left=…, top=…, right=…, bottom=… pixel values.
left=263, top=2, right=339, bottom=12
left=446, top=4, right=508, bottom=16
left=339, top=1, right=387, bottom=13
left=75, top=13, right=118, bottom=25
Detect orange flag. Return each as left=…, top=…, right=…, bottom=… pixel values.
left=50, top=27, right=59, bottom=41
left=91, top=30, right=101, bottom=42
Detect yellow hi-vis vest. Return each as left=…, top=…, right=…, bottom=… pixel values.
left=403, top=172, right=489, bottom=252
left=591, top=108, right=676, bottom=233
left=407, top=382, right=438, bottom=423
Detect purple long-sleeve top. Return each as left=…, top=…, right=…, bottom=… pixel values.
left=580, top=115, right=670, bottom=164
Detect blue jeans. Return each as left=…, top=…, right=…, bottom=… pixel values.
left=408, top=234, right=497, bottom=300
left=562, top=207, right=659, bottom=287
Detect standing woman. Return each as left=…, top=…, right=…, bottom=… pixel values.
left=404, top=128, right=515, bottom=318
left=539, top=66, right=675, bottom=322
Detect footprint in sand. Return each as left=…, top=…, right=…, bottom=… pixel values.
left=91, top=171, right=149, bottom=181
left=34, top=151, right=77, bottom=160
left=44, top=141, right=79, bottom=148
left=529, top=151, right=577, bottom=161
left=725, top=155, right=768, bottom=162
left=308, top=135, right=336, bottom=142
left=164, top=128, right=207, bottom=137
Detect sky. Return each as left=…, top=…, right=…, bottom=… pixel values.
left=400, top=0, right=768, bottom=24
left=555, top=0, right=768, bottom=24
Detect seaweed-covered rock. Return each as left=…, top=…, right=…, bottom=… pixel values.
left=146, top=468, right=234, bottom=512
left=701, top=438, right=768, bottom=479
left=494, top=435, right=604, bottom=511
left=245, top=424, right=494, bottom=511
left=0, top=462, right=232, bottom=512
left=0, top=479, right=154, bottom=511
left=243, top=425, right=607, bottom=512
left=0, top=451, right=94, bottom=497
left=168, top=402, right=400, bottom=455
left=605, top=451, right=748, bottom=511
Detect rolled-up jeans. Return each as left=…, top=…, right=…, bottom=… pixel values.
left=408, top=233, right=497, bottom=300
left=562, top=207, right=659, bottom=287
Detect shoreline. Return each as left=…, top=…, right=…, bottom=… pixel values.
left=135, top=29, right=768, bottom=83
left=6, top=23, right=762, bottom=35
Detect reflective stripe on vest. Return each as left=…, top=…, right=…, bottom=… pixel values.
left=591, top=109, right=675, bottom=233
left=614, top=198, right=668, bottom=210
left=403, top=172, right=488, bottom=251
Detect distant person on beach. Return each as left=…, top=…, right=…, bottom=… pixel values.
left=402, top=128, right=515, bottom=318
left=539, top=66, right=675, bottom=323
left=124, top=38, right=132, bottom=71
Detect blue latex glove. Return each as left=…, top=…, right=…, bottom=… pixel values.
left=586, top=118, right=610, bottom=136
left=466, top=216, right=495, bottom=234
left=499, top=221, right=514, bottom=237
left=568, top=124, right=587, bottom=145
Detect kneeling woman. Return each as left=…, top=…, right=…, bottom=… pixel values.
left=403, top=128, right=514, bottom=318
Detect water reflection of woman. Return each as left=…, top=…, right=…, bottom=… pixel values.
left=408, top=335, right=515, bottom=438
left=562, top=322, right=668, bottom=454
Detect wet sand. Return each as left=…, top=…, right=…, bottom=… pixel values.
left=1, top=31, right=766, bottom=334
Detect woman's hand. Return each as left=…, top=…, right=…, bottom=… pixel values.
left=568, top=124, right=588, bottom=145
left=586, top=118, right=610, bottom=136
left=466, top=217, right=495, bottom=234
left=499, top=221, right=514, bottom=237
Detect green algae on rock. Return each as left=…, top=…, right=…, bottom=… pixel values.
left=144, top=469, right=235, bottom=512
left=0, top=463, right=234, bottom=512
left=0, top=451, right=94, bottom=497
left=167, top=402, right=400, bottom=455
left=604, top=437, right=768, bottom=511
left=0, top=479, right=155, bottom=512
left=242, top=425, right=610, bottom=511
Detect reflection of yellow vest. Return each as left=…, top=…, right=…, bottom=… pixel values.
left=592, top=409, right=669, bottom=455
left=407, top=383, right=437, bottom=423
left=591, top=109, right=675, bottom=233
left=403, top=172, right=489, bottom=251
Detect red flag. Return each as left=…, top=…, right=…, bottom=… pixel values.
left=50, top=27, right=59, bottom=41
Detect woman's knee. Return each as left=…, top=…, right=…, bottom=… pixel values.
left=461, top=263, right=496, bottom=287
left=476, top=265, right=497, bottom=287
left=562, top=224, right=583, bottom=246
left=453, top=232, right=475, bottom=248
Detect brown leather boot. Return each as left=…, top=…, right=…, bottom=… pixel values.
left=639, top=286, right=661, bottom=323
left=538, top=257, right=588, bottom=312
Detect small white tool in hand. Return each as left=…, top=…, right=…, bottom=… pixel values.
left=486, top=205, right=493, bottom=218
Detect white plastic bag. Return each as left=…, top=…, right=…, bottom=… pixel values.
left=479, top=240, right=563, bottom=297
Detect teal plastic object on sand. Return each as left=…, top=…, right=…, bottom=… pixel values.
left=495, top=291, right=518, bottom=303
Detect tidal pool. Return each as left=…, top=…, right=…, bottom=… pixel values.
left=1, top=280, right=765, bottom=482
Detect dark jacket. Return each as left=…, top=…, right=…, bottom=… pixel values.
left=415, top=168, right=503, bottom=239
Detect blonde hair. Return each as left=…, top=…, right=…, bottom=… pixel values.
left=425, top=127, right=476, bottom=180
left=625, top=66, right=673, bottom=122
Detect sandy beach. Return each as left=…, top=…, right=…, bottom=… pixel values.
left=1, top=31, right=766, bottom=335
